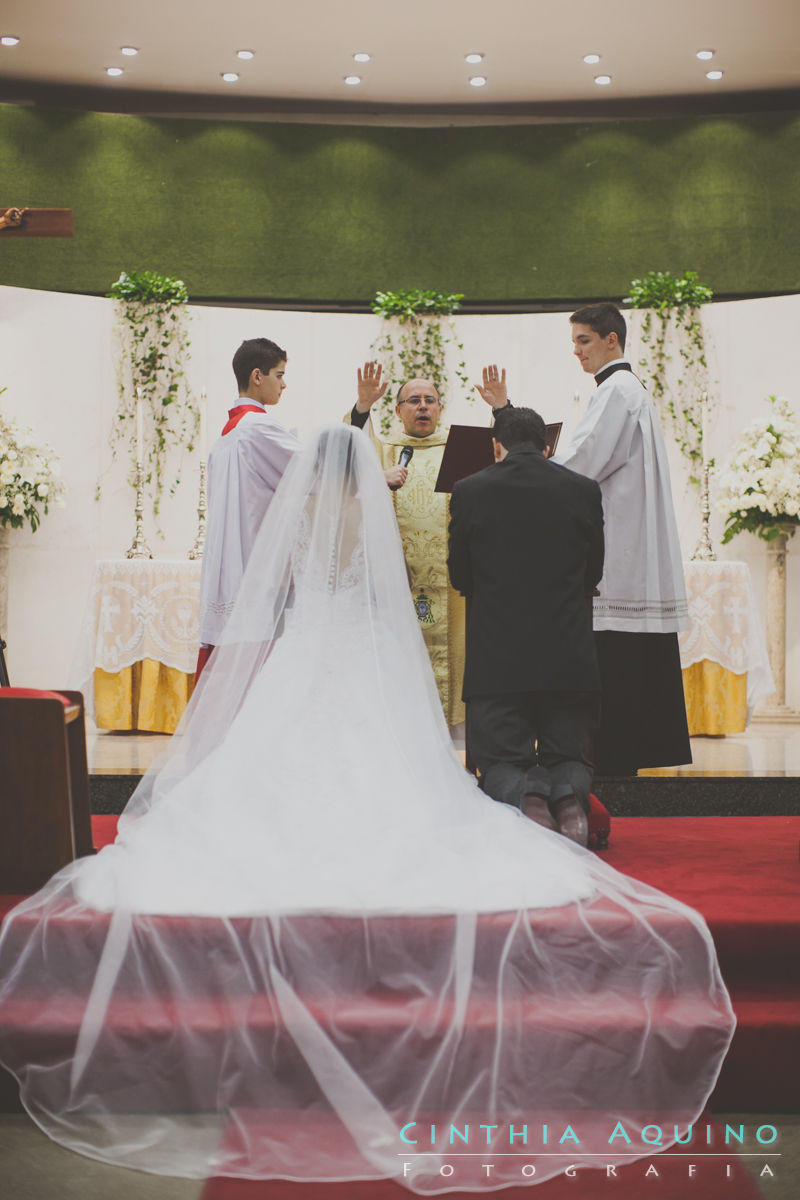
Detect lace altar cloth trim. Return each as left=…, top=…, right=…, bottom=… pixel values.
left=678, top=560, right=774, bottom=717
left=70, top=560, right=202, bottom=709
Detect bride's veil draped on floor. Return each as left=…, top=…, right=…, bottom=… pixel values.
left=0, top=425, right=734, bottom=1192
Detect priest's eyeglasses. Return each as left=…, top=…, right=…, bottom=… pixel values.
left=399, top=393, right=440, bottom=407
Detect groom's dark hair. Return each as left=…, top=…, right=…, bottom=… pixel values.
left=492, top=407, right=547, bottom=452
left=232, top=338, right=287, bottom=390
left=570, top=302, right=627, bottom=351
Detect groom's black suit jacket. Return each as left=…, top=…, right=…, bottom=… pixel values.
left=447, top=445, right=604, bottom=700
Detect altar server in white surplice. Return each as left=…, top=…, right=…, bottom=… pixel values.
left=553, top=302, right=691, bottom=776
left=197, top=338, right=300, bottom=675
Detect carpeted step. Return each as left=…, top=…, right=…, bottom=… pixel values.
left=2, top=816, right=798, bottom=1116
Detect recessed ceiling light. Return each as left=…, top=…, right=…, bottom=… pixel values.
left=120, top=46, right=138, bottom=57
left=696, top=49, right=715, bottom=60
left=465, top=52, right=483, bottom=64
left=469, top=75, right=487, bottom=87
left=106, top=67, right=124, bottom=77
left=344, top=75, right=361, bottom=86
left=705, top=69, right=723, bottom=80
left=583, top=53, right=601, bottom=64
left=236, top=49, right=255, bottom=60
left=1, top=35, right=20, bottom=46
left=594, top=74, right=612, bottom=86
left=353, top=52, right=371, bottom=63
left=221, top=72, right=239, bottom=82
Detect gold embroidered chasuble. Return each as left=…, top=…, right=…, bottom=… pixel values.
left=345, top=414, right=465, bottom=727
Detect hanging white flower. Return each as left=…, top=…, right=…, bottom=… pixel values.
left=715, top=395, right=800, bottom=543
left=0, top=391, right=66, bottom=532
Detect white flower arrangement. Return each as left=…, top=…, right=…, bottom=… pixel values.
left=715, top=395, right=800, bottom=544
left=0, top=391, right=66, bottom=532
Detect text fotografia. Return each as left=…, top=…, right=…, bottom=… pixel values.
left=401, top=1161, right=778, bottom=1182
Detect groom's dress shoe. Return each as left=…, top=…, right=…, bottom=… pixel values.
left=552, top=796, right=589, bottom=847
left=522, top=794, right=558, bottom=832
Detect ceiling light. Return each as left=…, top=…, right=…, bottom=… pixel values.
left=106, top=67, right=124, bottom=77
left=594, top=74, right=612, bottom=86
left=353, top=52, right=371, bottom=63
left=583, top=53, right=600, bottom=64
left=221, top=72, right=239, bottom=82
left=344, top=75, right=361, bottom=86
left=705, top=69, right=723, bottom=80
left=236, top=49, right=255, bottom=60
left=120, top=46, right=138, bottom=57
left=696, top=49, right=715, bottom=60
left=465, top=52, right=483, bottom=64
left=1, top=35, right=20, bottom=46
left=469, top=75, right=487, bottom=87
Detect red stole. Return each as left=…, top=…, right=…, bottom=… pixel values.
left=221, top=404, right=266, bottom=436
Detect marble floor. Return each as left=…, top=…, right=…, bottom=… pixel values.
left=86, top=721, right=800, bottom=778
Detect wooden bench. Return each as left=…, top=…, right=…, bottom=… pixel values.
left=0, top=689, right=93, bottom=892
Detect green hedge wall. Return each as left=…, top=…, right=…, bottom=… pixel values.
left=1, top=104, right=798, bottom=302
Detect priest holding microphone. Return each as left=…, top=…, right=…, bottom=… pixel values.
left=347, top=363, right=509, bottom=735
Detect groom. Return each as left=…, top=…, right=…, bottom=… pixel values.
left=448, top=407, right=604, bottom=845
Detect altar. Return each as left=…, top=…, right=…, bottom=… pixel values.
left=71, top=559, right=201, bottom=733
left=679, top=560, right=774, bottom=736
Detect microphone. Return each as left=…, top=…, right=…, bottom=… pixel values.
left=390, top=446, right=413, bottom=490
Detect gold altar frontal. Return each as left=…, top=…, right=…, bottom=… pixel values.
left=94, top=659, right=195, bottom=734
left=682, top=660, right=748, bottom=737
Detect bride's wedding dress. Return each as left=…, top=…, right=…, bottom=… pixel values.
left=0, top=427, right=734, bottom=1193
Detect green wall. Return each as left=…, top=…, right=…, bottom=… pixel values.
left=1, top=104, right=798, bottom=303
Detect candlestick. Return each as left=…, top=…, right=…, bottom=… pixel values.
left=125, top=459, right=154, bottom=560
left=135, top=387, right=144, bottom=463
left=700, top=391, right=709, bottom=468
left=187, top=460, right=208, bottom=560
left=691, top=459, right=716, bottom=561
left=199, top=389, right=207, bottom=461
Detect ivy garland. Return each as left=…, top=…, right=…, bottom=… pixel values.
left=105, top=270, right=197, bottom=518
left=625, top=269, right=713, bottom=482
left=369, top=289, right=470, bottom=434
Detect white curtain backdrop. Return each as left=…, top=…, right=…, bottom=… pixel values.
left=1, top=283, right=799, bottom=707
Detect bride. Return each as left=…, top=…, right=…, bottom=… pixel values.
left=0, top=425, right=733, bottom=1193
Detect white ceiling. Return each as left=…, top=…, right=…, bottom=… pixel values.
left=0, top=0, right=798, bottom=112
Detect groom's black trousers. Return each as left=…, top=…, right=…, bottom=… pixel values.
left=467, top=691, right=599, bottom=814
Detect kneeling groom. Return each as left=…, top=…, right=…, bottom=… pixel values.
left=447, top=407, right=604, bottom=845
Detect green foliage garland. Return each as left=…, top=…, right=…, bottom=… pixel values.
left=370, top=289, right=470, bottom=434
left=105, top=270, right=197, bottom=518
left=625, top=269, right=713, bottom=481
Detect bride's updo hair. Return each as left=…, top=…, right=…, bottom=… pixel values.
left=312, top=426, right=358, bottom=494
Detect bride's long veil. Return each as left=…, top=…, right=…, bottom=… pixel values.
left=0, top=426, right=734, bottom=1192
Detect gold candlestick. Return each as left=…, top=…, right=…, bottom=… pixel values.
left=125, top=460, right=154, bottom=559
left=188, top=460, right=207, bottom=560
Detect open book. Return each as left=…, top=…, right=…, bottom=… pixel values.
left=434, top=422, right=562, bottom=493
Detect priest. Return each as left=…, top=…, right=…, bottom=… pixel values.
left=347, top=363, right=508, bottom=733
left=197, top=338, right=300, bottom=677
left=553, top=302, right=691, bottom=775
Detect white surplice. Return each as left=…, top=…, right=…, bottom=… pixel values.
left=554, top=363, right=689, bottom=633
left=199, top=404, right=300, bottom=644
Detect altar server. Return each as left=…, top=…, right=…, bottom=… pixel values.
left=553, top=303, right=691, bottom=775
left=197, top=338, right=300, bottom=674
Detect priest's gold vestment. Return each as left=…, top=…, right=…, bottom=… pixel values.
left=345, top=415, right=465, bottom=728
